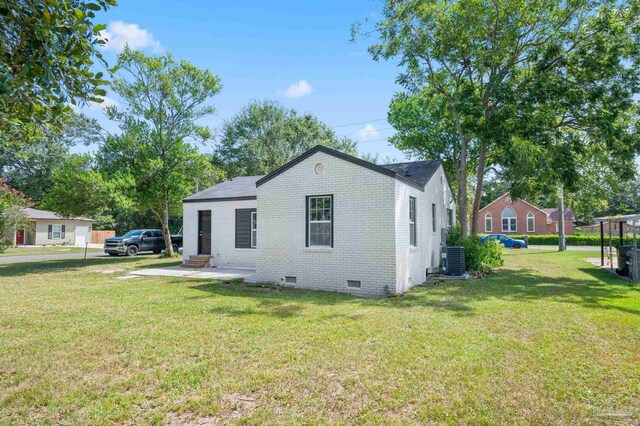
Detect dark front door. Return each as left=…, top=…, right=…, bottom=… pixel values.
left=16, top=229, right=25, bottom=245
left=198, top=210, right=212, bottom=255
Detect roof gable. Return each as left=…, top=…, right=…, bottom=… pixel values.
left=479, top=192, right=548, bottom=215
left=255, top=145, right=440, bottom=191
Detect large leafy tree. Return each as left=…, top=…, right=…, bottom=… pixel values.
left=213, top=100, right=359, bottom=177
left=42, top=154, right=122, bottom=219
left=0, top=0, right=116, bottom=143
left=0, top=112, right=102, bottom=203
left=99, top=47, right=222, bottom=256
left=357, top=0, right=640, bottom=234
left=0, top=178, right=30, bottom=248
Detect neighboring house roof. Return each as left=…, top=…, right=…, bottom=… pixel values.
left=23, top=207, right=94, bottom=222
left=255, top=145, right=441, bottom=191
left=183, top=176, right=264, bottom=203
left=543, top=208, right=576, bottom=223
left=478, top=192, right=548, bottom=215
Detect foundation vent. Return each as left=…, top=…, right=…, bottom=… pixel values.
left=284, top=276, right=297, bottom=284
left=346, top=280, right=361, bottom=288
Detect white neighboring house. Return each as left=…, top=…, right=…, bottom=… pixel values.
left=183, top=145, right=455, bottom=297
left=13, top=208, right=95, bottom=246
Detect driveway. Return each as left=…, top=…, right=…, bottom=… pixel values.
left=0, top=252, right=108, bottom=262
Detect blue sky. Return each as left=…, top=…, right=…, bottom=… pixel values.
left=79, top=0, right=640, bottom=170
left=78, top=0, right=406, bottom=160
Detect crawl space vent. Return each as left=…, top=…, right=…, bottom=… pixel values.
left=284, top=276, right=297, bottom=284
left=346, top=280, right=361, bottom=288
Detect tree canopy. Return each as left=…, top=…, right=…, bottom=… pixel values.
left=99, top=47, right=222, bottom=256
left=0, top=0, right=116, bottom=143
left=357, top=0, right=640, bottom=234
left=213, top=100, right=359, bottom=177
left=0, top=111, right=102, bottom=203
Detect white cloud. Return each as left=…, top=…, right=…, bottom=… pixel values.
left=100, top=21, right=161, bottom=53
left=282, top=80, right=313, bottom=99
left=357, top=123, right=380, bottom=140
left=88, top=95, right=118, bottom=111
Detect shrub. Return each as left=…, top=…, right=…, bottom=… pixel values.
left=508, top=234, right=635, bottom=247
left=0, top=239, right=11, bottom=253
left=447, top=226, right=504, bottom=273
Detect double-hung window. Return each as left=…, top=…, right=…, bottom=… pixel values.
left=409, top=197, right=417, bottom=246
left=307, top=195, right=332, bottom=247
left=526, top=212, right=535, bottom=233
left=251, top=212, right=257, bottom=248
left=52, top=224, right=62, bottom=239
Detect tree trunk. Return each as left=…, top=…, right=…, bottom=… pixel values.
left=558, top=185, right=566, bottom=251
left=470, top=141, right=487, bottom=235
left=453, top=109, right=469, bottom=236
left=161, top=193, right=174, bottom=257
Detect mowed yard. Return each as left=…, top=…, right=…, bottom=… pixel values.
left=1, top=251, right=638, bottom=424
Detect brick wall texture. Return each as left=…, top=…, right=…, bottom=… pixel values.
left=477, top=193, right=573, bottom=235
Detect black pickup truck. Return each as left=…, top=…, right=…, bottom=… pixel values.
left=104, top=229, right=183, bottom=256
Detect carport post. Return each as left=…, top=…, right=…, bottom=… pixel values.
left=600, top=221, right=604, bottom=266
left=619, top=221, right=624, bottom=247
left=633, top=220, right=638, bottom=282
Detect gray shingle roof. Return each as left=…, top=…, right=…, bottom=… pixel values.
left=23, top=207, right=94, bottom=221
left=542, top=208, right=576, bottom=223
left=380, top=160, right=443, bottom=187
left=183, top=176, right=264, bottom=202
left=185, top=146, right=446, bottom=203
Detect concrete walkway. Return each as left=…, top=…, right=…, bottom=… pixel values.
left=129, top=266, right=259, bottom=283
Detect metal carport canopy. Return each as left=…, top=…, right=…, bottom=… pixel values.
left=595, top=213, right=640, bottom=282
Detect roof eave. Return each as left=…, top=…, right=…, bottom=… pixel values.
left=183, top=195, right=257, bottom=203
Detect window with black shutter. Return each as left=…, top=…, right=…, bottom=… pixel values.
left=235, top=208, right=256, bottom=248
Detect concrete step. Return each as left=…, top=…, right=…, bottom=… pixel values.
left=190, top=255, right=212, bottom=261
left=181, top=260, right=209, bottom=268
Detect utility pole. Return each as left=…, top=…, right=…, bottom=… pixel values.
left=558, top=185, right=566, bottom=251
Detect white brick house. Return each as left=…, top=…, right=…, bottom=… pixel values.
left=183, top=145, right=455, bottom=297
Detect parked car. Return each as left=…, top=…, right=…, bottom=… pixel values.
left=104, top=229, right=183, bottom=256
left=480, top=234, right=527, bottom=249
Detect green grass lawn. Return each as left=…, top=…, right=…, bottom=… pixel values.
left=0, top=251, right=638, bottom=424
left=0, top=246, right=104, bottom=256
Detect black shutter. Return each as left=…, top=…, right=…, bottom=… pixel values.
left=61, top=225, right=66, bottom=239
left=235, top=208, right=256, bottom=248
left=48, top=225, right=52, bottom=239
left=305, top=196, right=309, bottom=247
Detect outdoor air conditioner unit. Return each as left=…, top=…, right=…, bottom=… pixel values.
left=445, top=246, right=465, bottom=276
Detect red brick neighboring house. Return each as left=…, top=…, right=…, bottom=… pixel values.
left=477, top=193, right=575, bottom=235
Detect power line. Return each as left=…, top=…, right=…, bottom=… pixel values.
left=357, top=137, right=394, bottom=144
left=330, top=118, right=387, bottom=129
left=337, top=126, right=394, bottom=137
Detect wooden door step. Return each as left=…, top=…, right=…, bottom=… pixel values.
left=181, top=255, right=212, bottom=269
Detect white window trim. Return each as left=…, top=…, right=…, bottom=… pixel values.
left=527, top=212, right=535, bottom=233
left=501, top=208, right=517, bottom=232
left=250, top=211, right=257, bottom=248
left=485, top=213, right=492, bottom=233
left=432, top=203, right=437, bottom=233
left=409, top=197, right=417, bottom=247
left=308, top=195, right=332, bottom=248
left=52, top=224, right=62, bottom=239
